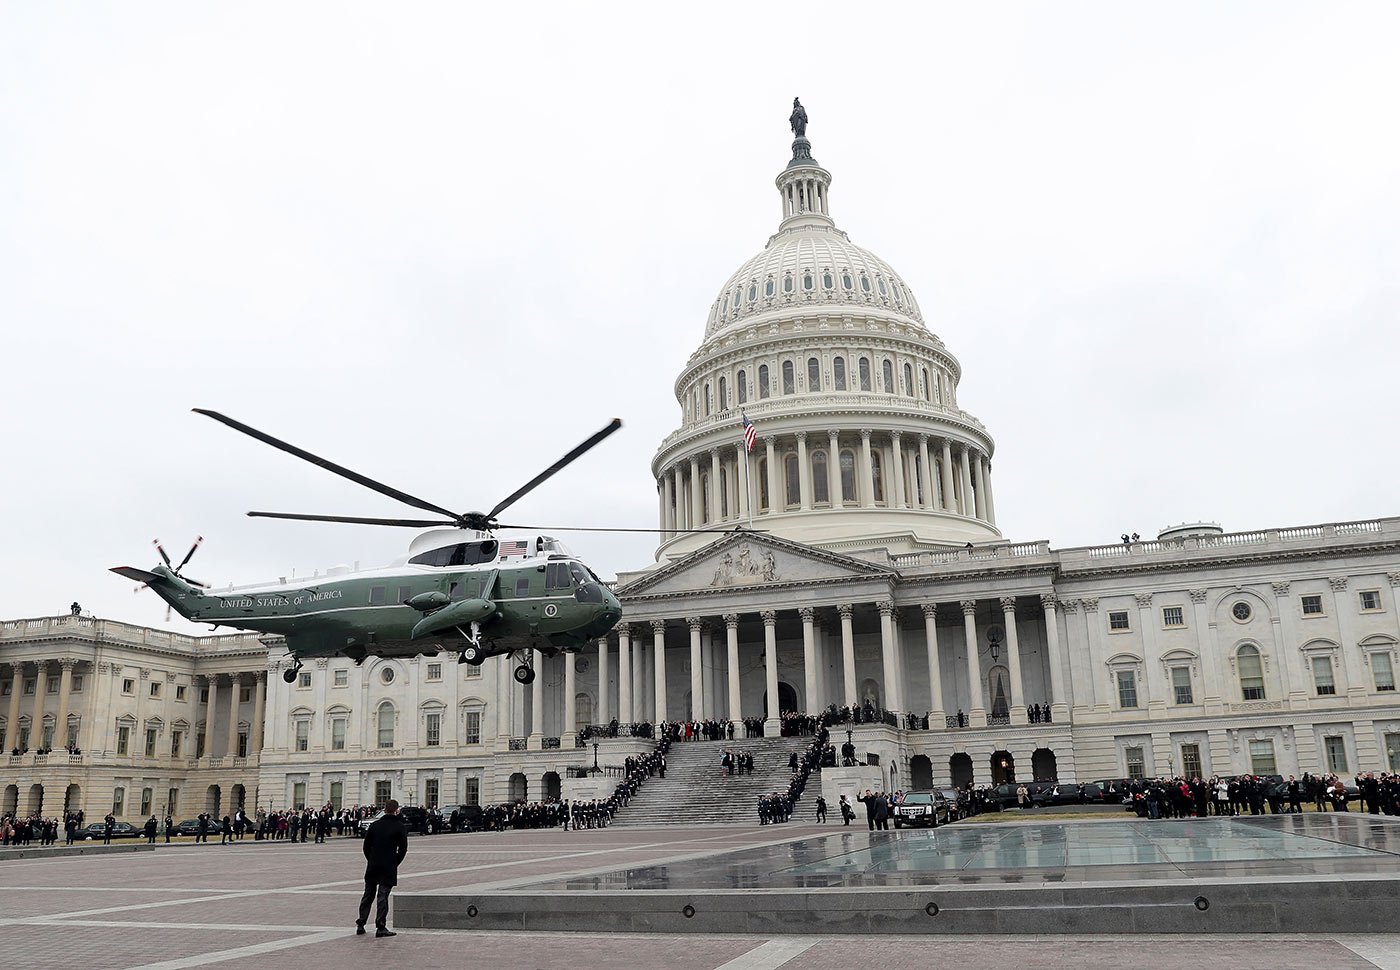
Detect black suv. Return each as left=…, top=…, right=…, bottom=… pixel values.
left=893, top=790, right=951, bottom=828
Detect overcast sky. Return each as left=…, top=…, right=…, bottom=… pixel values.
left=2, top=3, right=1397, bottom=631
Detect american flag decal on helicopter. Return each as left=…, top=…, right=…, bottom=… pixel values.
left=498, top=539, right=530, bottom=557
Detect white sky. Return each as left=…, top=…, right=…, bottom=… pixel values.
left=2, top=2, right=1397, bottom=631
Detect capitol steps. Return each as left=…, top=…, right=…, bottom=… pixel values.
left=609, top=736, right=819, bottom=827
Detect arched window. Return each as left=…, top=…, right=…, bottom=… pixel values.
left=721, top=294, right=729, bottom=315
left=719, top=466, right=729, bottom=518
left=733, top=288, right=742, bottom=314
left=704, top=384, right=711, bottom=416
left=822, top=271, right=834, bottom=290
left=803, top=272, right=814, bottom=291
left=737, top=370, right=747, bottom=404
left=757, top=458, right=769, bottom=511
left=807, top=357, right=820, bottom=392
left=376, top=703, right=395, bottom=749
left=747, top=284, right=757, bottom=303
left=812, top=450, right=829, bottom=504
left=1237, top=645, right=1266, bottom=700
left=882, top=360, right=894, bottom=394
left=784, top=453, right=800, bottom=507
left=840, top=449, right=856, bottom=503
left=841, top=272, right=853, bottom=290
left=718, top=376, right=727, bottom=411
left=913, top=454, right=924, bottom=505
left=859, top=357, right=871, bottom=391
left=859, top=273, right=871, bottom=293
left=933, top=372, right=942, bottom=403
left=833, top=356, right=847, bottom=390
left=877, top=276, right=887, bottom=296
left=903, top=363, right=914, bottom=397
left=783, top=274, right=793, bottom=294
left=759, top=364, right=770, bottom=399
left=700, top=473, right=710, bottom=524
left=921, top=367, right=931, bottom=401
left=764, top=279, right=775, bottom=297
left=871, top=451, right=885, bottom=503
left=782, top=360, right=795, bottom=395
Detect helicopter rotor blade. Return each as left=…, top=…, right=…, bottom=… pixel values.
left=247, top=511, right=460, bottom=528
left=153, top=539, right=172, bottom=568
left=194, top=409, right=462, bottom=522
left=487, top=418, right=622, bottom=521
left=175, top=536, right=203, bottom=573
left=497, top=523, right=765, bottom=534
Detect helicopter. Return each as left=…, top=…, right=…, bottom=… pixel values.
left=110, top=410, right=683, bottom=687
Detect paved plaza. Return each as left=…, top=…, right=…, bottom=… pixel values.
left=3, top=821, right=1400, bottom=969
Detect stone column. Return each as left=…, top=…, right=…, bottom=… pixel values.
left=685, top=457, right=698, bottom=527
left=889, top=432, right=906, bottom=509
left=859, top=430, right=875, bottom=508
left=734, top=444, right=749, bottom=522
left=922, top=604, right=945, bottom=724
left=31, top=662, right=48, bottom=743
left=1081, top=599, right=1108, bottom=714
left=203, top=676, right=219, bottom=759
left=839, top=604, right=857, bottom=707
left=226, top=674, right=243, bottom=757
left=597, top=637, right=611, bottom=725
left=617, top=625, right=633, bottom=723
left=641, top=631, right=653, bottom=721
left=652, top=620, right=668, bottom=724
left=1330, top=577, right=1367, bottom=699
left=972, top=452, right=987, bottom=520
left=5, top=664, right=23, bottom=751
left=981, top=455, right=997, bottom=526
left=827, top=430, right=841, bottom=505
left=961, top=600, right=986, bottom=725
left=530, top=649, right=545, bottom=739
left=1135, top=593, right=1166, bottom=713
left=918, top=435, right=933, bottom=510
left=724, top=614, right=741, bottom=719
left=765, top=438, right=778, bottom=514
left=800, top=608, right=818, bottom=713
left=878, top=601, right=901, bottom=713
left=55, top=659, right=76, bottom=750
left=1269, top=583, right=1306, bottom=706
left=688, top=617, right=705, bottom=720
left=661, top=471, right=673, bottom=538
left=795, top=432, right=811, bottom=510
left=761, top=611, right=780, bottom=733
left=940, top=438, right=957, bottom=512
left=1041, top=594, right=1069, bottom=722
left=564, top=651, right=577, bottom=738
left=959, top=447, right=974, bottom=517
left=1000, top=598, right=1026, bottom=725
left=709, top=449, right=721, bottom=523
left=251, top=671, right=266, bottom=754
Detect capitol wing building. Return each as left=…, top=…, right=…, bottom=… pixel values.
left=3, top=114, right=1400, bottom=821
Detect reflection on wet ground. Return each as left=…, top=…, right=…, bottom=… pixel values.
left=525, top=815, right=1400, bottom=891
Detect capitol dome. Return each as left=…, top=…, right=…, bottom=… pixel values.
left=651, top=103, right=1001, bottom=562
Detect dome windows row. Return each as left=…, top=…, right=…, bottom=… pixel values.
left=715, top=266, right=914, bottom=327
left=684, top=352, right=950, bottom=422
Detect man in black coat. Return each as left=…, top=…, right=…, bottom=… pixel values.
left=357, top=799, right=409, bottom=938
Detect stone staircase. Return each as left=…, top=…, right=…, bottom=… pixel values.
left=610, top=736, right=819, bottom=826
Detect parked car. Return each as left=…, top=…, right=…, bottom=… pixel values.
left=356, top=811, right=387, bottom=834
left=939, top=788, right=970, bottom=821
left=893, top=790, right=950, bottom=828
left=442, top=804, right=485, bottom=832
left=174, top=818, right=204, bottom=836
left=81, top=821, right=139, bottom=840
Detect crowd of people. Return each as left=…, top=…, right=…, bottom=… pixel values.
left=1117, top=772, right=1400, bottom=819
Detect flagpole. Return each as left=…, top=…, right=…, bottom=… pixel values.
left=745, top=448, right=755, bottom=530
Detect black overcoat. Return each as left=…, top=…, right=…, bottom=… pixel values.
left=362, top=814, right=409, bottom=886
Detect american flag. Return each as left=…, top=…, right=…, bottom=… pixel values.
left=498, top=539, right=529, bottom=557
left=741, top=412, right=758, bottom=453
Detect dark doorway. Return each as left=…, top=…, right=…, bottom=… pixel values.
left=1032, top=748, right=1058, bottom=782
left=910, top=755, right=933, bottom=790
left=762, top=682, right=799, bottom=717
left=543, top=771, right=561, bottom=800
left=991, top=751, right=1015, bottom=784
left=949, top=753, right=973, bottom=787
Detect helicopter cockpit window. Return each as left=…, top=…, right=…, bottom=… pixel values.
left=545, top=562, right=573, bottom=590
left=408, top=541, right=500, bottom=568
left=568, top=562, right=591, bottom=587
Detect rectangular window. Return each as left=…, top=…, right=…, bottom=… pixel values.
left=374, top=780, right=391, bottom=807
left=297, top=672, right=311, bottom=689
left=369, top=586, right=386, bottom=605
left=1116, top=670, right=1138, bottom=709
left=122, top=679, right=135, bottom=695
left=462, top=777, right=481, bottom=806
left=1162, top=606, right=1184, bottom=628
left=463, top=664, right=481, bottom=680
left=71, top=675, right=83, bottom=692
left=295, top=720, right=310, bottom=752
left=140, top=787, right=153, bottom=816
left=332, top=718, right=346, bottom=751
left=1248, top=739, right=1277, bottom=775
left=1374, top=653, right=1396, bottom=692
left=426, top=663, right=442, bottom=682
left=1385, top=733, right=1400, bottom=772
left=333, top=669, right=348, bottom=688
left=463, top=711, right=482, bottom=745
left=42, top=725, right=54, bottom=749
left=171, top=731, right=183, bottom=758
left=175, top=685, right=187, bottom=701
left=145, top=728, right=157, bottom=757
left=424, top=778, right=439, bottom=808
left=1312, top=655, right=1337, bottom=695
left=240, top=687, right=251, bottom=703
left=200, top=688, right=209, bottom=704
left=18, top=726, right=29, bottom=751
left=397, top=585, right=412, bottom=603
left=1, top=682, right=9, bottom=696
left=1359, top=590, right=1381, bottom=611
left=1108, top=611, right=1130, bottom=631
left=23, top=679, right=34, bottom=695
left=1301, top=595, right=1324, bottom=615
left=238, top=732, right=248, bottom=757
left=1180, top=743, right=1202, bottom=779
left=329, top=781, right=344, bottom=811
left=1125, top=746, right=1145, bottom=780
left=168, top=787, right=179, bottom=816
left=1324, top=736, right=1348, bottom=773
left=113, top=787, right=125, bottom=816
left=292, top=781, right=307, bottom=810
left=47, top=678, right=58, bottom=693
left=149, top=682, right=161, bottom=698
left=117, top=725, right=130, bottom=755
left=196, top=731, right=205, bottom=758
left=515, top=577, right=530, bottom=598
left=1171, top=666, right=1194, bottom=705
left=425, top=713, right=441, bottom=747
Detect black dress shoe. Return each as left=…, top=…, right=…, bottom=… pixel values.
left=355, top=923, right=365, bottom=935
left=375, top=928, right=396, bottom=938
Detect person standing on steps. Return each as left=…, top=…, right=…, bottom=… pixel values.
left=357, top=798, right=409, bottom=938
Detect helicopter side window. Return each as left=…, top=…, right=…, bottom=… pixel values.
left=368, top=586, right=386, bottom=606
left=409, top=541, right=501, bottom=568
left=515, top=576, right=531, bottom=598
left=449, top=581, right=463, bottom=600
left=545, top=563, right=572, bottom=591
left=397, top=585, right=411, bottom=603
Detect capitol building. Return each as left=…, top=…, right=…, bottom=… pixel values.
left=4, top=109, right=1399, bottom=821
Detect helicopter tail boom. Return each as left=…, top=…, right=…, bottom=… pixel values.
left=110, top=564, right=207, bottom=620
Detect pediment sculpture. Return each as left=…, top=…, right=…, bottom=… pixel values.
left=710, top=544, right=779, bottom=587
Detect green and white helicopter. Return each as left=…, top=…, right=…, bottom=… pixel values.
left=111, top=410, right=703, bottom=687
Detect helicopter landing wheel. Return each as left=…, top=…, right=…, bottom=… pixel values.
left=512, top=663, right=535, bottom=685
left=282, top=666, right=299, bottom=685
left=460, top=643, right=486, bottom=666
